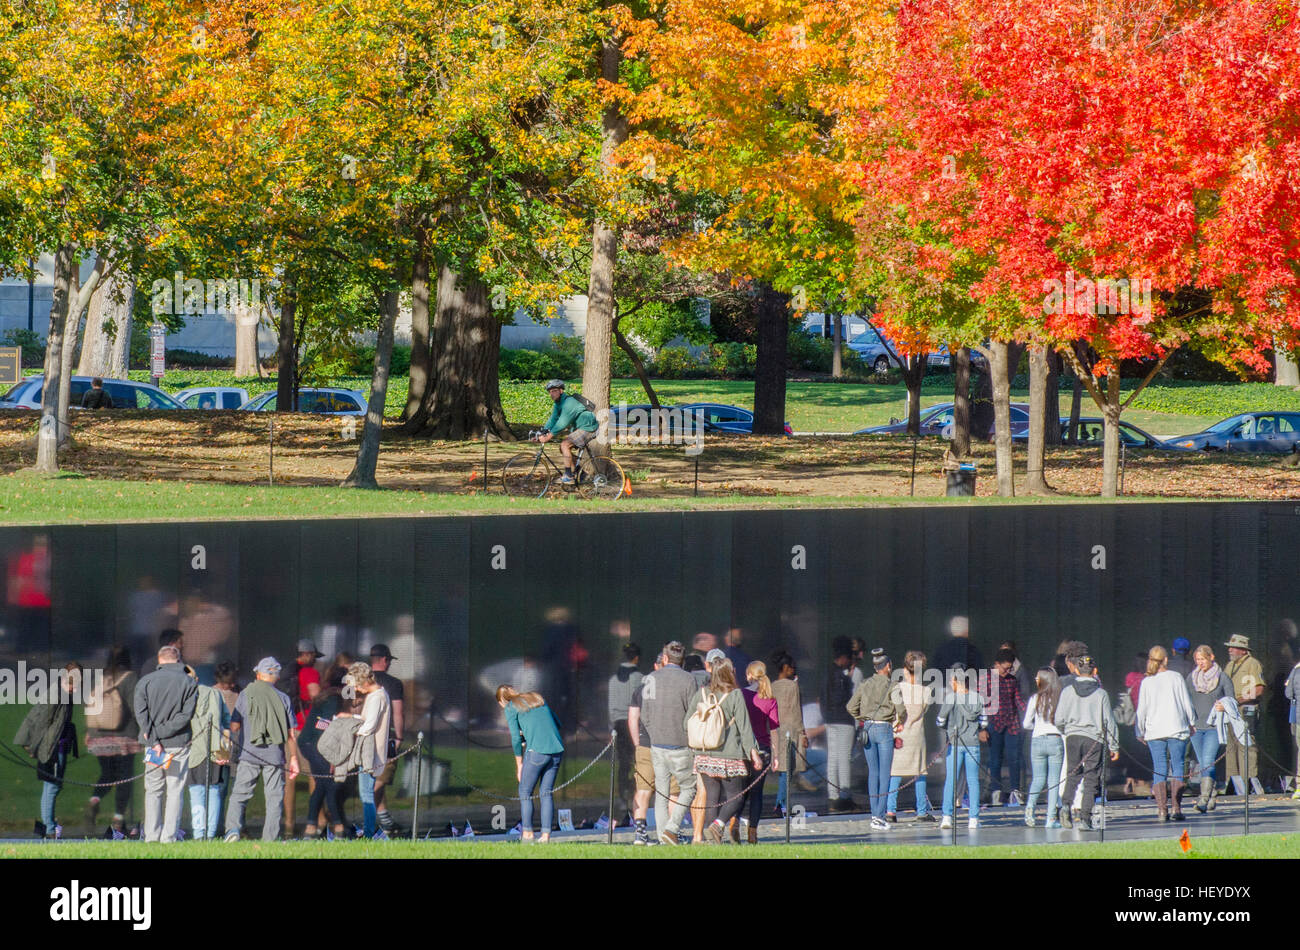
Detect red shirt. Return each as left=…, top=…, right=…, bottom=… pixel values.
left=295, top=666, right=321, bottom=731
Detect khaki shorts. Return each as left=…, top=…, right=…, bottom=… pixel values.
left=376, top=757, right=398, bottom=787
left=634, top=745, right=680, bottom=796
left=566, top=428, right=594, bottom=449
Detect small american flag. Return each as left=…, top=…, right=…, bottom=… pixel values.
left=175, top=828, right=186, bottom=841
left=373, top=828, right=389, bottom=840
left=111, top=826, right=126, bottom=841
left=326, top=828, right=335, bottom=841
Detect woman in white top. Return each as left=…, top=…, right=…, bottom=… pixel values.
left=1135, top=646, right=1197, bottom=822
left=1022, top=667, right=1064, bottom=827
left=340, top=662, right=391, bottom=838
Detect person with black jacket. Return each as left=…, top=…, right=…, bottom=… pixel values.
left=15, top=662, right=82, bottom=839
left=933, top=616, right=985, bottom=675
left=134, top=645, right=199, bottom=843
left=80, top=377, right=114, bottom=410
left=825, top=637, right=858, bottom=812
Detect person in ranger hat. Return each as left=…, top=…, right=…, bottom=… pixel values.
left=224, top=658, right=299, bottom=842
left=536, top=379, right=598, bottom=486
left=1223, top=634, right=1265, bottom=792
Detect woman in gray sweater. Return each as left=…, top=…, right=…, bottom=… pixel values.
left=684, top=659, right=762, bottom=844
left=1187, top=645, right=1228, bottom=813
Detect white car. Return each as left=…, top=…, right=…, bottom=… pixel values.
left=173, top=386, right=249, bottom=410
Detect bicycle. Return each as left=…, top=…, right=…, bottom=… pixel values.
left=501, top=430, right=628, bottom=500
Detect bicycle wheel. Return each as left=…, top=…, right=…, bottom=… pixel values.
left=578, top=454, right=627, bottom=500
left=501, top=454, right=552, bottom=498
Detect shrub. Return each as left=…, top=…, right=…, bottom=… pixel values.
left=167, top=348, right=235, bottom=369
left=648, top=346, right=708, bottom=378
left=707, top=341, right=757, bottom=378
left=1, top=329, right=45, bottom=367
left=499, top=341, right=580, bottom=381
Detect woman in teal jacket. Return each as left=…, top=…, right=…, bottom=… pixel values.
left=497, top=685, right=566, bottom=842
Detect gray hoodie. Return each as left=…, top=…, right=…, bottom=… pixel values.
left=936, top=690, right=987, bottom=747
left=1054, top=676, right=1118, bottom=752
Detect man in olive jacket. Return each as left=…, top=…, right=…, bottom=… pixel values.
left=133, top=645, right=198, bottom=842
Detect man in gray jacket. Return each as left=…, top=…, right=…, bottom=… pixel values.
left=1054, top=655, right=1119, bottom=831
left=638, top=640, right=699, bottom=845
left=133, top=645, right=198, bottom=843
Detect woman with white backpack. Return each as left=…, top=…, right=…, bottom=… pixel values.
left=683, top=658, right=762, bottom=844
left=84, top=647, right=140, bottom=837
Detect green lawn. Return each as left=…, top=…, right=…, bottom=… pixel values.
left=111, top=369, right=1292, bottom=437
left=0, top=472, right=1222, bottom=527
left=2, top=833, right=1292, bottom=859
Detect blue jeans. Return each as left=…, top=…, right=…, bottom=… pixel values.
left=1148, top=736, right=1188, bottom=784
left=987, top=728, right=1023, bottom=796
left=943, top=743, right=981, bottom=818
left=803, top=747, right=827, bottom=786
left=359, top=770, right=377, bottom=837
left=1027, top=734, right=1064, bottom=820
left=1189, top=729, right=1220, bottom=783
left=39, top=749, right=67, bottom=829
left=862, top=724, right=895, bottom=818
left=519, top=749, right=563, bottom=834
left=187, top=783, right=224, bottom=840
left=886, top=774, right=931, bottom=815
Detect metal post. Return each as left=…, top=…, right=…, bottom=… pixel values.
left=413, top=731, right=424, bottom=841
left=607, top=728, right=617, bottom=844
left=269, top=418, right=274, bottom=486
left=1099, top=723, right=1108, bottom=844
left=1243, top=709, right=1254, bottom=836
left=483, top=430, right=489, bottom=490
left=784, top=730, right=794, bottom=845
left=910, top=436, right=918, bottom=496
left=694, top=456, right=699, bottom=497
left=1119, top=440, right=1126, bottom=496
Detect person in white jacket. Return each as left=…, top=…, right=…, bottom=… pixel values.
left=1135, top=646, right=1197, bottom=822
left=338, top=662, right=391, bottom=838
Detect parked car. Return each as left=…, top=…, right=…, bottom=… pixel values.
left=238, top=388, right=368, bottom=416
left=855, top=401, right=1029, bottom=440
left=606, top=403, right=700, bottom=438
left=1011, top=417, right=1167, bottom=448
left=173, top=386, right=249, bottom=410
left=1164, top=412, right=1300, bottom=453
left=0, top=376, right=183, bottom=410
left=679, top=402, right=793, bottom=436
left=846, top=327, right=953, bottom=375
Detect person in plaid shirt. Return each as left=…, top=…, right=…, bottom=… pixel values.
left=987, top=648, right=1027, bottom=806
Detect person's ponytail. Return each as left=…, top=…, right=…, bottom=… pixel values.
left=746, top=661, right=772, bottom=699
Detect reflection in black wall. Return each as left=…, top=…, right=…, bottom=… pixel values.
left=0, top=502, right=1297, bottom=828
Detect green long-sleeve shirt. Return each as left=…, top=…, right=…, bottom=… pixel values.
left=543, top=394, right=598, bottom=435
left=683, top=687, right=758, bottom=760
left=847, top=672, right=907, bottom=725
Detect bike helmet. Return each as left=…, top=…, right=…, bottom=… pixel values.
left=544, top=379, right=565, bottom=392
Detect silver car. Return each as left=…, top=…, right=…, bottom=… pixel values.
left=238, top=387, right=368, bottom=416
left=0, top=376, right=183, bottom=410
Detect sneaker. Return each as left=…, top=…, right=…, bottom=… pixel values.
left=915, top=813, right=937, bottom=823
left=1059, top=808, right=1073, bottom=829
left=885, top=813, right=897, bottom=823
left=939, top=815, right=953, bottom=830
left=659, top=829, right=680, bottom=846
left=559, top=473, right=576, bottom=485
left=1009, top=790, right=1023, bottom=807
left=1024, top=807, right=1035, bottom=827
left=870, top=817, right=889, bottom=831
left=705, top=820, right=725, bottom=845
left=1078, top=817, right=1099, bottom=832
left=633, top=828, right=650, bottom=846
left=991, top=790, right=1002, bottom=807
left=968, top=817, right=979, bottom=830
left=224, top=829, right=241, bottom=843
left=1045, top=820, right=1061, bottom=828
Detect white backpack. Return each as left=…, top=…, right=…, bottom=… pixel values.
left=686, top=689, right=730, bottom=750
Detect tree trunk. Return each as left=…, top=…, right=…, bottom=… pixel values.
left=581, top=30, right=628, bottom=457
left=988, top=341, right=1014, bottom=496
left=1275, top=342, right=1300, bottom=387
left=413, top=264, right=514, bottom=441
left=903, top=354, right=926, bottom=436
left=1101, top=371, right=1121, bottom=497
left=276, top=283, right=298, bottom=412
left=106, top=292, right=132, bottom=378
left=78, top=271, right=133, bottom=378
left=752, top=283, right=789, bottom=435
left=970, top=355, right=994, bottom=442
left=613, top=315, right=660, bottom=410
left=831, top=313, right=842, bottom=379
left=952, top=346, right=971, bottom=457
left=1025, top=344, right=1053, bottom=494
left=343, top=289, right=398, bottom=489
left=35, top=245, right=75, bottom=473
left=59, top=263, right=81, bottom=445
left=403, top=232, right=432, bottom=422
left=234, top=296, right=259, bottom=377
left=1045, top=350, right=1062, bottom=446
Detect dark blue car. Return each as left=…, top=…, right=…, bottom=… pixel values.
left=1165, top=412, right=1300, bottom=453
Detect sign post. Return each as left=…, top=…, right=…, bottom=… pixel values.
left=150, top=324, right=166, bottom=386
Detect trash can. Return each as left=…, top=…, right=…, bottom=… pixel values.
left=945, top=462, right=976, bottom=497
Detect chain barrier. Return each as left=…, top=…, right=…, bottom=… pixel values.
left=435, top=737, right=614, bottom=802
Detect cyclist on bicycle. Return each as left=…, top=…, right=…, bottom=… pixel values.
left=536, top=379, right=599, bottom=485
